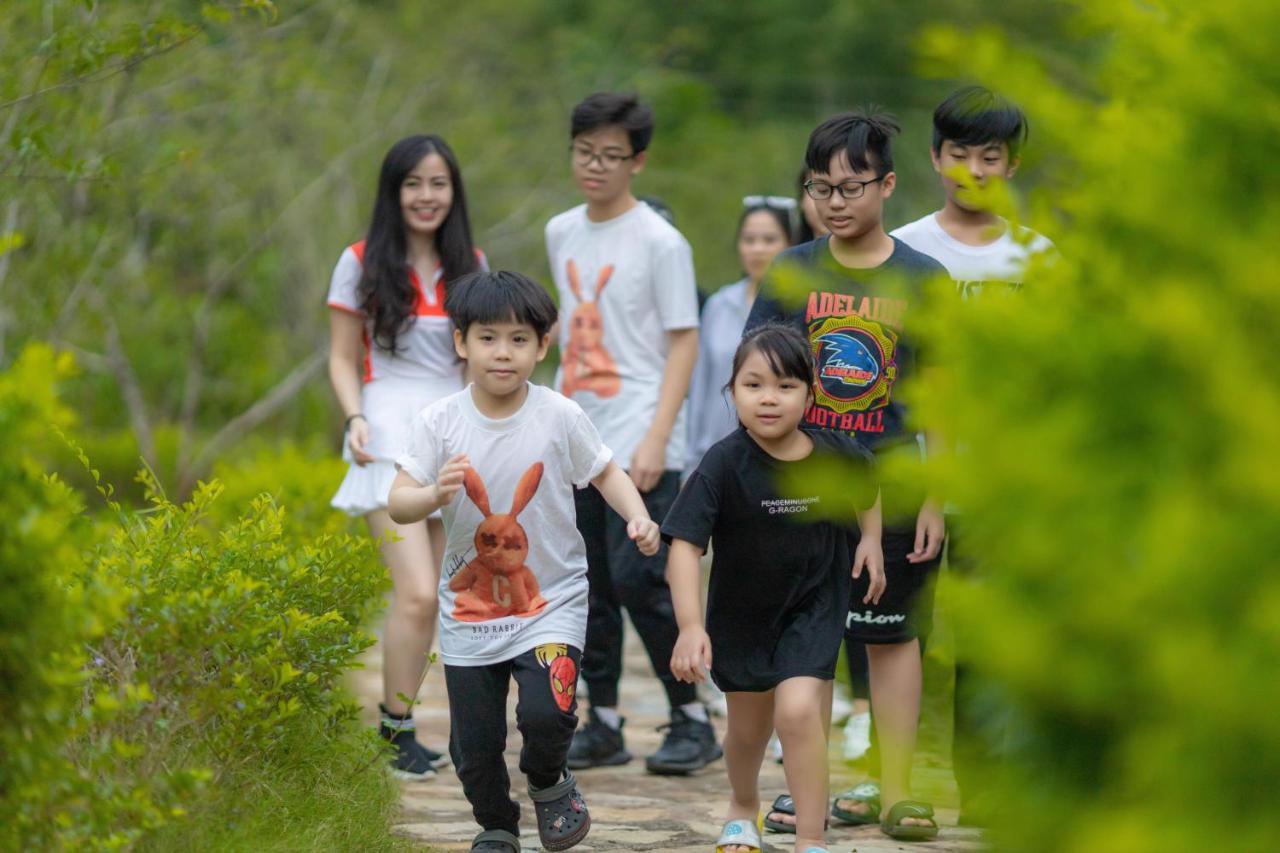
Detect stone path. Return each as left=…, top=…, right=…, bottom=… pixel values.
left=354, top=630, right=984, bottom=852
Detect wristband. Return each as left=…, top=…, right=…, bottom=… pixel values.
left=344, top=413, right=367, bottom=430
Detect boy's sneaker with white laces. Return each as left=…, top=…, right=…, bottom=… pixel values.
left=645, top=707, right=722, bottom=775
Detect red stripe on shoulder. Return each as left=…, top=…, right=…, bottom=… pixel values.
left=350, top=240, right=367, bottom=263
left=327, top=302, right=364, bottom=317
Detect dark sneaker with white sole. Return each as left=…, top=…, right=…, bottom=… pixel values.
left=645, top=707, right=722, bottom=775
left=379, top=703, right=448, bottom=780
left=566, top=708, right=632, bottom=770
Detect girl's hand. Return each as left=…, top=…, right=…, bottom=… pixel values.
left=670, top=627, right=712, bottom=684
left=347, top=417, right=375, bottom=466
left=853, top=535, right=886, bottom=605
left=627, top=517, right=661, bottom=556
left=908, top=499, right=945, bottom=563
left=434, top=454, right=471, bottom=505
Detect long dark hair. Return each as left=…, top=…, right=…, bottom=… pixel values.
left=359, top=134, right=478, bottom=354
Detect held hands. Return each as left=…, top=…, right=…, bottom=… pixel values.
left=670, top=627, right=712, bottom=684
left=908, top=498, right=946, bottom=564
left=347, top=417, right=375, bottom=466
left=433, top=453, right=471, bottom=506
left=627, top=516, right=661, bottom=556
left=629, top=431, right=666, bottom=493
left=852, top=536, right=886, bottom=605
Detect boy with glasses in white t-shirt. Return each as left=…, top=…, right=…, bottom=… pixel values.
left=545, top=92, right=721, bottom=775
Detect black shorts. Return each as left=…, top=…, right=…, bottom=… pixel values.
left=846, top=527, right=940, bottom=645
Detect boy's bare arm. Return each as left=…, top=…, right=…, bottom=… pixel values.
left=630, top=326, right=698, bottom=491
left=591, top=461, right=660, bottom=555
left=387, top=454, right=470, bottom=524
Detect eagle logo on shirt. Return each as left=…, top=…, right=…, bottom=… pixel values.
left=810, top=314, right=898, bottom=413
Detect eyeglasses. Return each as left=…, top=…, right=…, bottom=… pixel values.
left=569, top=144, right=636, bottom=170
left=803, top=177, right=885, bottom=201
left=742, top=195, right=797, bottom=211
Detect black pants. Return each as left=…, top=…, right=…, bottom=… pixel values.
left=445, top=645, right=582, bottom=836
left=574, top=470, right=695, bottom=709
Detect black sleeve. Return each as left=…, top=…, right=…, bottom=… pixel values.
left=660, top=463, right=722, bottom=550
left=744, top=248, right=808, bottom=337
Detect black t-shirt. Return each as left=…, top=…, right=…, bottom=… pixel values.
left=744, top=236, right=946, bottom=453
left=661, top=427, right=876, bottom=692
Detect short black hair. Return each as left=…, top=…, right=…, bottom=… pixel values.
left=805, top=109, right=900, bottom=178
left=727, top=323, right=815, bottom=392
left=444, top=271, right=558, bottom=339
left=571, top=92, right=655, bottom=154
left=931, top=86, right=1028, bottom=158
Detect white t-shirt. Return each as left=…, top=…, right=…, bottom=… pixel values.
left=396, top=383, right=613, bottom=666
left=546, top=203, right=700, bottom=470
left=891, top=213, right=1053, bottom=297
left=326, top=241, right=486, bottom=382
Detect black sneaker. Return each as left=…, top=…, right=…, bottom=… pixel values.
left=644, top=708, right=722, bottom=775
left=566, top=708, right=632, bottom=770
left=379, top=710, right=448, bottom=779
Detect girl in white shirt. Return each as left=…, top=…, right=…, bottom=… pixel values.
left=326, top=134, right=483, bottom=778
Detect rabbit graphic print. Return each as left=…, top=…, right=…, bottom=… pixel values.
left=560, top=259, right=621, bottom=398
left=449, top=463, right=549, bottom=622
left=398, top=384, right=612, bottom=666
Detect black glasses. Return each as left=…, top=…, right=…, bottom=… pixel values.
left=569, top=144, right=636, bottom=170
left=803, top=177, right=885, bottom=200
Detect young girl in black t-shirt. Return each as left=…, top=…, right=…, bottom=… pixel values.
left=663, top=324, right=884, bottom=853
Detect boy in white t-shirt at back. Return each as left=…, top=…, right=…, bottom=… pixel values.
left=546, top=92, right=721, bottom=775
left=892, top=85, right=1053, bottom=297
left=389, top=270, right=660, bottom=853
left=891, top=85, right=1053, bottom=827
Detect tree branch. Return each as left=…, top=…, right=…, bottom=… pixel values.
left=178, top=351, right=326, bottom=496
left=0, top=30, right=203, bottom=111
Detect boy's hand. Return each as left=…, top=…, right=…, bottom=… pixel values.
left=627, top=517, right=661, bottom=556
left=629, top=432, right=666, bottom=493
left=853, top=536, right=886, bottom=605
left=908, top=499, right=945, bottom=563
left=670, top=627, right=712, bottom=684
left=434, top=453, right=471, bottom=505
left=348, top=418, right=375, bottom=466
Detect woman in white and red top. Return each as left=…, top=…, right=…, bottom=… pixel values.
left=327, top=134, right=485, bottom=778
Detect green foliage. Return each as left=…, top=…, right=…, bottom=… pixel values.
left=906, top=2, right=1280, bottom=849
left=1, top=0, right=1084, bottom=498
left=1, top=346, right=399, bottom=850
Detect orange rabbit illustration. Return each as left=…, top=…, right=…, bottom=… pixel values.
left=449, top=462, right=549, bottom=622
left=560, top=258, right=621, bottom=398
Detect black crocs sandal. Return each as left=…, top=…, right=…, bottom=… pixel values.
left=528, top=772, right=591, bottom=851
left=470, top=828, right=520, bottom=851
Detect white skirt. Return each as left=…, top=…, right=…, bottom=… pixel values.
left=330, top=373, right=463, bottom=517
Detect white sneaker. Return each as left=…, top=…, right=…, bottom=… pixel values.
left=831, top=687, right=854, bottom=726
left=842, top=711, right=871, bottom=761
left=769, top=733, right=784, bottom=763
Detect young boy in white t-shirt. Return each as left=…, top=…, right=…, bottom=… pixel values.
left=545, top=91, right=720, bottom=776
left=389, top=270, right=660, bottom=853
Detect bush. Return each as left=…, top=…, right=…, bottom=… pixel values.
left=907, top=2, right=1280, bottom=850
left=1, top=346, right=404, bottom=851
